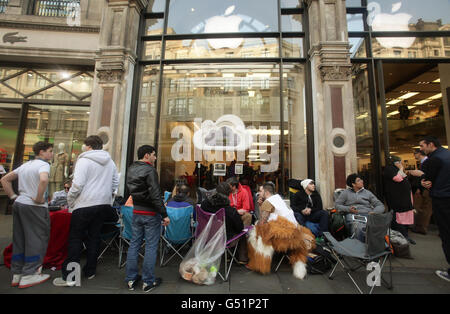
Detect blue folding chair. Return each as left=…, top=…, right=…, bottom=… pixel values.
left=159, top=204, right=194, bottom=266
left=117, top=205, right=144, bottom=268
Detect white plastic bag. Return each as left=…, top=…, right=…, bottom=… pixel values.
left=179, top=213, right=226, bottom=285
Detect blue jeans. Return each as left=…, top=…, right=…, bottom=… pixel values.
left=125, top=214, right=162, bottom=285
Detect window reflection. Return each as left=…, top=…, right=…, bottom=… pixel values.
left=0, top=103, right=21, bottom=173
left=372, top=37, right=450, bottom=59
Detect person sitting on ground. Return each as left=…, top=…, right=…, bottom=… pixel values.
left=246, top=182, right=315, bottom=279
left=335, top=173, right=385, bottom=241
left=291, top=179, right=329, bottom=237
left=226, top=177, right=252, bottom=227
left=49, top=180, right=71, bottom=209
left=167, top=183, right=195, bottom=208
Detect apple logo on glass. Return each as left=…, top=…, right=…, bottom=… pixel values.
left=367, top=1, right=415, bottom=48
left=204, top=5, right=243, bottom=49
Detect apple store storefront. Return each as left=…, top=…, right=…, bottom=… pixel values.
left=123, top=0, right=450, bottom=201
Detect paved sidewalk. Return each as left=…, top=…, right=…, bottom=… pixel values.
left=0, top=213, right=449, bottom=294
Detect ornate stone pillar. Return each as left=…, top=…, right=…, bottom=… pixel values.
left=90, top=0, right=148, bottom=193
left=306, top=0, right=357, bottom=208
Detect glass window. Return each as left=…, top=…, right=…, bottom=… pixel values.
left=283, top=63, right=307, bottom=189
left=347, top=13, right=365, bottom=32
left=371, top=37, right=450, bottom=59
left=281, top=0, right=302, bottom=8
left=0, top=67, right=94, bottom=101
left=0, top=103, right=21, bottom=173
left=167, top=0, right=278, bottom=34
left=155, top=63, right=282, bottom=192
left=282, top=37, right=304, bottom=58
left=346, top=0, right=362, bottom=7
left=368, top=0, right=450, bottom=31
left=135, top=65, right=159, bottom=154
left=281, top=14, right=303, bottom=32
left=147, top=0, right=165, bottom=13
left=163, top=38, right=279, bottom=59
left=352, top=63, right=377, bottom=192
left=382, top=63, right=448, bottom=171
left=349, top=37, right=367, bottom=58
left=145, top=18, right=164, bottom=35
left=22, top=104, right=90, bottom=198
left=143, top=41, right=162, bottom=60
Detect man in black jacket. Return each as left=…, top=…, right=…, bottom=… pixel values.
left=291, top=179, right=329, bottom=237
left=125, top=145, right=170, bottom=292
left=419, top=136, right=450, bottom=282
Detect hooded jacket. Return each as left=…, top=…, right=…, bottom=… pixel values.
left=290, top=188, right=324, bottom=215
left=67, top=150, right=119, bottom=212
left=201, top=192, right=244, bottom=240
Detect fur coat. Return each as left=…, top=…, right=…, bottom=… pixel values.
left=247, top=216, right=316, bottom=279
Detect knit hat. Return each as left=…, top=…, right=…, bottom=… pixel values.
left=301, top=179, right=314, bottom=191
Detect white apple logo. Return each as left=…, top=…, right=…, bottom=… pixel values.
left=368, top=1, right=415, bottom=48
left=204, top=5, right=243, bottom=49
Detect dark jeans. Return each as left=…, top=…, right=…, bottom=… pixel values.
left=62, top=205, right=110, bottom=280
left=294, top=210, right=329, bottom=236
left=432, top=197, right=450, bottom=273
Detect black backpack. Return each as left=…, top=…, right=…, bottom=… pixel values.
left=306, top=243, right=336, bottom=275
left=329, top=209, right=347, bottom=241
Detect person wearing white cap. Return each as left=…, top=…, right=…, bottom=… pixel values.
left=291, top=179, right=329, bottom=237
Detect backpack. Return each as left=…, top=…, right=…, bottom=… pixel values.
left=329, top=209, right=347, bottom=240
left=306, top=244, right=336, bottom=275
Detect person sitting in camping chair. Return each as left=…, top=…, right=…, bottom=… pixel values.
left=335, top=174, right=385, bottom=241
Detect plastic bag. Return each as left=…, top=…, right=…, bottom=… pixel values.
left=179, top=212, right=226, bottom=285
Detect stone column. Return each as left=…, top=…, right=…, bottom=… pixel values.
left=90, top=0, right=147, bottom=194
left=306, top=0, right=357, bottom=208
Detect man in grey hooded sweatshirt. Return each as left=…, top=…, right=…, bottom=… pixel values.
left=53, top=135, right=119, bottom=287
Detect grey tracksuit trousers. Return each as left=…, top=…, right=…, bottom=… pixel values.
left=11, top=202, right=50, bottom=276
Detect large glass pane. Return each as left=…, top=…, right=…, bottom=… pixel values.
left=145, top=18, right=164, bottom=35
left=372, top=37, right=450, bottom=58
left=164, top=38, right=279, bottom=59
left=282, top=37, right=304, bottom=58
left=349, top=37, right=367, bottom=58
left=368, top=0, right=450, bottom=31
left=0, top=103, right=21, bottom=173
left=147, top=0, right=165, bottom=13
left=157, top=63, right=281, bottom=193
left=284, top=63, right=307, bottom=194
left=168, top=0, right=278, bottom=34
left=352, top=63, right=377, bottom=192
left=281, top=14, right=303, bottom=32
left=383, top=63, right=448, bottom=166
left=143, top=41, right=162, bottom=60
left=346, top=0, right=362, bottom=7
left=23, top=105, right=90, bottom=199
left=347, top=13, right=365, bottom=32
left=281, top=0, right=302, bottom=8
left=134, top=65, right=159, bottom=155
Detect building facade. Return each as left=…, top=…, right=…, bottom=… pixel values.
left=0, top=0, right=449, bottom=208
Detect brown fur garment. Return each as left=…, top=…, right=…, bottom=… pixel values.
left=247, top=216, right=316, bottom=273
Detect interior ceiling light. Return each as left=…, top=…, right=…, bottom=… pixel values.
left=428, top=93, right=442, bottom=100
left=399, top=92, right=419, bottom=100
left=433, top=78, right=440, bottom=83
left=414, top=99, right=432, bottom=105
left=386, top=99, right=402, bottom=105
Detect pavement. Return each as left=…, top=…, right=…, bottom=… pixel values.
left=0, top=212, right=449, bottom=295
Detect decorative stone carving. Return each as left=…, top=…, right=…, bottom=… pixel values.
left=96, top=69, right=124, bottom=83
left=319, top=65, right=352, bottom=81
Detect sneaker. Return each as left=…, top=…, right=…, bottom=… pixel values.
left=127, top=275, right=141, bottom=291
left=11, top=274, right=22, bottom=287
left=435, top=270, right=450, bottom=282
left=18, top=274, right=50, bottom=289
left=142, top=277, right=162, bottom=293
left=87, top=274, right=96, bottom=280
left=407, top=237, right=417, bottom=245
left=52, top=277, right=77, bottom=287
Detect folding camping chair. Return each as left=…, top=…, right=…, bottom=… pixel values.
left=97, top=205, right=121, bottom=261
left=159, top=204, right=194, bottom=266
left=323, top=211, right=394, bottom=294
left=117, top=205, right=145, bottom=268
left=195, top=205, right=253, bottom=281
